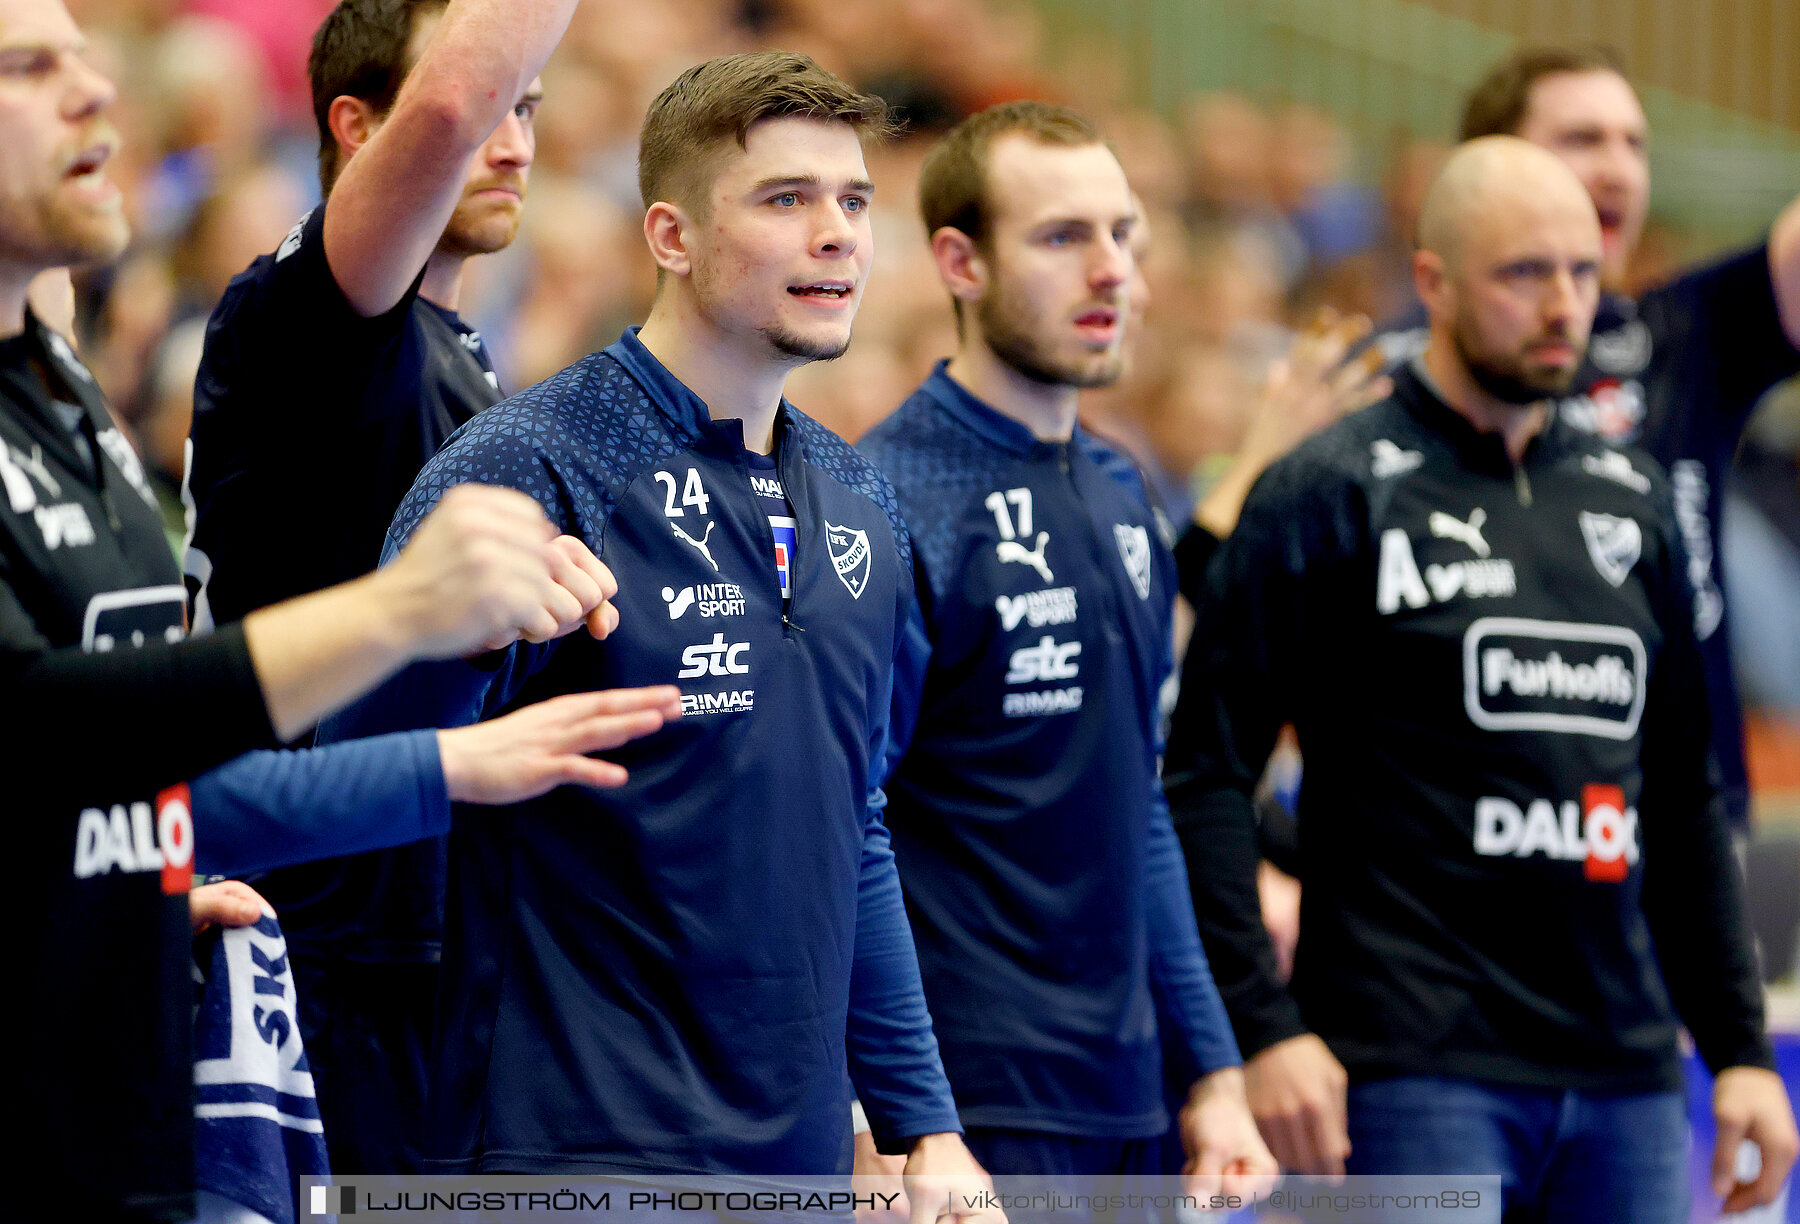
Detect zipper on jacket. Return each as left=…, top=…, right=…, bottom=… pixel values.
left=1513, top=463, right=1533, bottom=508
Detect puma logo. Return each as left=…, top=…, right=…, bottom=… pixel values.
left=1428, top=508, right=1490, bottom=557
left=996, top=532, right=1053, bottom=583
left=671, top=520, right=719, bottom=571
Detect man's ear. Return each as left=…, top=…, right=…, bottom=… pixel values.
left=644, top=201, right=693, bottom=277
left=326, top=95, right=382, bottom=165
left=1414, top=248, right=1451, bottom=318
left=930, top=226, right=987, bottom=310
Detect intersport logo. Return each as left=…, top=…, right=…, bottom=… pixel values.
left=995, top=586, right=1077, bottom=632
left=1463, top=618, right=1645, bottom=740
left=1473, top=786, right=1639, bottom=883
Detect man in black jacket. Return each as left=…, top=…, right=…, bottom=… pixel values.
left=1168, top=135, right=1797, bottom=1219
left=0, top=2, right=640, bottom=1216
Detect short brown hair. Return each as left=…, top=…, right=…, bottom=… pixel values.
left=637, top=52, right=893, bottom=214
left=1459, top=45, right=1628, bottom=142
left=309, top=0, right=448, bottom=193
left=918, top=101, right=1104, bottom=247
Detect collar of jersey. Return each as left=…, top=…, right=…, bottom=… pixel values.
left=605, top=325, right=798, bottom=455
left=919, top=359, right=1075, bottom=459
left=1394, top=360, right=1577, bottom=471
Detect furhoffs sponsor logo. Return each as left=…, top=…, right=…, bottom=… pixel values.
left=1463, top=618, right=1645, bottom=740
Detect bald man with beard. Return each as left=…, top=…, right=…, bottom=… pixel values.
left=1165, top=138, right=1797, bottom=1220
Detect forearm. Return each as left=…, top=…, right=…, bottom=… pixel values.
left=1643, top=797, right=1773, bottom=1073
left=240, top=571, right=416, bottom=742
left=6, top=623, right=273, bottom=805
left=324, top=0, right=578, bottom=314
left=847, top=813, right=961, bottom=1153
left=1194, top=453, right=1271, bottom=540
left=1167, top=778, right=1308, bottom=1059
left=191, top=730, right=446, bottom=877
left=1146, top=795, right=1242, bottom=1081
left=407, top=0, right=575, bottom=141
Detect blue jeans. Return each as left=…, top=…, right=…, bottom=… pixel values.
left=1346, top=1076, right=1687, bottom=1224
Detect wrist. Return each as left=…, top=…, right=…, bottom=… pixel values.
left=435, top=727, right=470, bottom=803
left=906, top=1131, right=964, bottom=1158
left=352, top=565, right=427, bottom=665
left=1189, top=1064, right=1247, bottom=1104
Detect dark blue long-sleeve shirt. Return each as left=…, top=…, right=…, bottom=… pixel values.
left=860, top=364, right=1240, bottom=1138
left=318, top=329, right=959, bottom=1176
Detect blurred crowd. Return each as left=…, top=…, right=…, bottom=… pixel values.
left=62, top=0, right=1800, bottom=717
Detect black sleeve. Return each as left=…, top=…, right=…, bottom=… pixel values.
left=1635, top=481, right=1775, bottom=1074
left=1172, top=523, right=1222, bottom=609
left=1164, top=461, right=1344, bottom=1058
left=0, top=574, right=275, bottom=806
left=1641, top=244, right=1800, bottom=440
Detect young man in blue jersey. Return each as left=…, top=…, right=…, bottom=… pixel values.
left=184, top=0, right=577, bottom=1174
left=318, top=52, right=1001, bottom=1211
left=858, top=101, right=1274, bottom=1192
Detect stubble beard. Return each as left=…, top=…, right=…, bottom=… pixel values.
left=976, top=288, right=1122, bottom=390
left=438, top=196, right=523, bottom=259
left=761, top=321, right=852, bottom=363
left=1454, top=310, right=1579, bottom=406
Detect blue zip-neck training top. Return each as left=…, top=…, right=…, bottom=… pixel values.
left=320, top=329, right=960, bottom=1177
left=861, top=363, right=1240, bottom=1138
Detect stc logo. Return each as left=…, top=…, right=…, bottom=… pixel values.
left=678, top=633, right=750, bottom=679
left=1473, top=785, right=1639, bottom=883
left=73, top=784, right=195, bottom=894
left=1005, top=636, right=1081, bottom=684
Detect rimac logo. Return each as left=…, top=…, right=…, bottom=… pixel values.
left=681, top=689, right=755, bottom=716
left=1005, top=636, right=1081, bottom=684
left=662, top=582, right=745, bottom=620
left=995, top=586, right=1077, bottom=631
left=826, top=521, right=870, bottom=599
left=1463, top=618, right=1645, bottom=740
left=1003, top=687, right=1083, bottom=717
left=1473, top=786, right=1639, bottom=882
left=73, top=784, right=194, bottom=895
left=677, top=633, right=749, bottom=679
left=1113, top=523, right=1152, bottom=600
